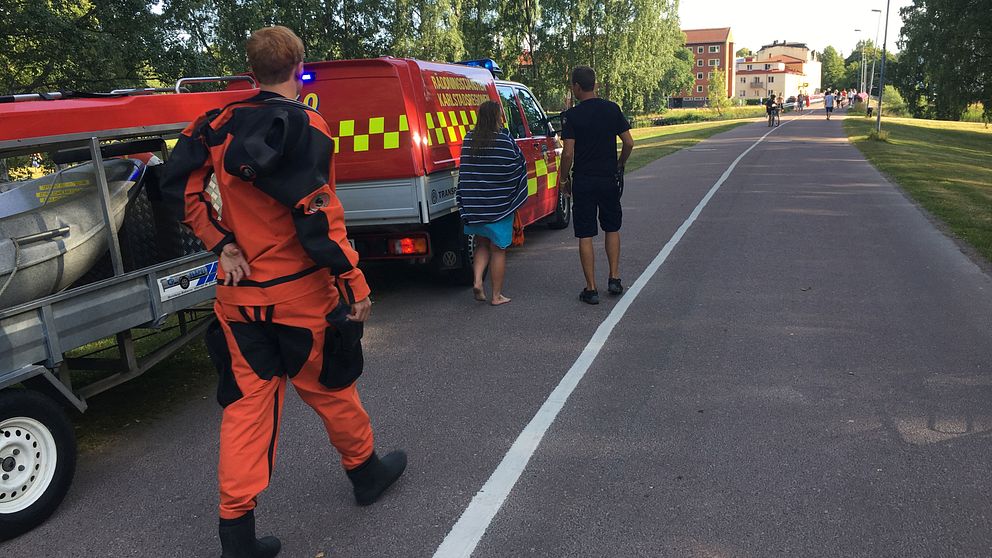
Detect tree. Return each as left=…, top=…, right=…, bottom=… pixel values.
left=0, top=0, right=165, bottom=93
left=897, top=0, right=991, bottom=121
left=1, top=0, right=698, bottom=119
left=707, top=68, right=731, bottom=114
left=531, top=0, right=688, bottom=114
left=820, top=46, right=846, bottom=90
left=736, top=47, right=753, bottom=58
left=390, top=0, right=465, bottom=61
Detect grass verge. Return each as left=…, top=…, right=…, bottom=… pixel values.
left=625, top=120, right=751, bottom=172
left=67, top=315, right=217, bottom=453
left=844, top=116, right=992, bottom=262
left=631, top=106, right=768, bottom=128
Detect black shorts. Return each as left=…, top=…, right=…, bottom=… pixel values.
left=572, top=175, right=622, bottom=238
left=826, top=106, right=834, bottom=113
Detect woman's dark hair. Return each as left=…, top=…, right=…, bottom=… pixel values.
left=466, top=100, right=502, bottom=155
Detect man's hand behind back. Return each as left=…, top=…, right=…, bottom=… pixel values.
left=220, top=243, right=251, bottom=286
left=347, top=297, right=372, bottom=322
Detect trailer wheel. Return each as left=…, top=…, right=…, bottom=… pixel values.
left=547, top=187, right=572, bottom=230
left=120, top=183, right=161, bottom=270
left=0, top=390, right=76, bottom=541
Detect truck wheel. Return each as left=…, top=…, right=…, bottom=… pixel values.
left=547, top=187, right=572, bottom=230
left=446, top=233, right=477, bottom=286
left=0, top=390, right=76, bottom=541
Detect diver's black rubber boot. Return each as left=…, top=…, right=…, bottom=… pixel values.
left=219, top=510, right=281, bottom=558
left=347, top=450, right=408, bottom=506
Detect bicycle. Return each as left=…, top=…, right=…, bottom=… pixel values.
left=768, top=107, right=781, bottom=127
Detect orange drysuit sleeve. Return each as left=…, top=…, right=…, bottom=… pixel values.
left=167, top=113, right=236, bottom=255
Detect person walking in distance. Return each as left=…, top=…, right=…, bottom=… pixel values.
left=162, top=26, right=406, bottom=558
left=824, top=90, right=836, bottom=120
left=559, top=66, right=635, bottom=305
left=456, top=100, right=529, bottom=306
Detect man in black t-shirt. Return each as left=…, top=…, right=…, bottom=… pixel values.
left=560, top=66, right=635, bottom=305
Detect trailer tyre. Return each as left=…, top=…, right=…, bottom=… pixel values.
left=547, top=187, right=572, bottom=230
left=0, top=390, right=76, bottom=541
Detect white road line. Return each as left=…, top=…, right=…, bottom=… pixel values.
left=433, top=115, right=806, bottom=558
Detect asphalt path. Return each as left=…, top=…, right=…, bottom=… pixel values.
left=4, top=108, right=992, bottom=557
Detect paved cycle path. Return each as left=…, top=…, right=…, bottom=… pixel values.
left=4, top=109, right=991, bottom=557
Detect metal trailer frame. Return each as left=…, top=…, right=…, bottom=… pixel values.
left=0, top=121, right=218, bottom=412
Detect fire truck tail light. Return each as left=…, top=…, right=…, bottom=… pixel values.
left=391, top=237, right=428, bottom=255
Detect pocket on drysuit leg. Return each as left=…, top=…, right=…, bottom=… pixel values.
left=204, top=319, right=244, bottom=407
left=319, top=302, right=365, bottom=389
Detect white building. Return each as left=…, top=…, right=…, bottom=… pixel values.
left=735, top=40, right=822, bottom=101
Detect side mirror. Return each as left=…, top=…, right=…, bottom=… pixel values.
left=543, top=113, right=563, bottom=136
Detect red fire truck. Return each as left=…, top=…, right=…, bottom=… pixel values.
left=0, top=58, right=568, bottom=537
left=288, top=57, right=570, bottom=278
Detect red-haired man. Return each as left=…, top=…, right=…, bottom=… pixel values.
left=163, top=25, right=406, bottom=558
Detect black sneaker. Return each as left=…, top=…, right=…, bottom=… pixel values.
left=608, top=278, right=623, bottom=296
left=579, top=289, right=599, bottom=305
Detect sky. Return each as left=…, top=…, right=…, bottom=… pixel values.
left=679, top=0, right=915, bottom=56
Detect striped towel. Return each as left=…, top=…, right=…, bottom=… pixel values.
left=456, top=129, right=528, bottom=225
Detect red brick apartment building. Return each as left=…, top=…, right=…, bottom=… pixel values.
left=671, top=28, right=736, bottom=108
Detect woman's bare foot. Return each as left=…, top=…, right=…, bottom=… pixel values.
left=473, top=286, right=487, bottom=302
left=491, top=294, right=511, bottom=306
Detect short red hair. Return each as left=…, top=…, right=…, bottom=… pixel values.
left=246, top=26, right=304, bottom=85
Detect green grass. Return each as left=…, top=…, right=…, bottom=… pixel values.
left=845, top=116, right=992, bottom=262
left=625, top=120, right=751, bottom=172
left=66, top=315, right=216, bottom=453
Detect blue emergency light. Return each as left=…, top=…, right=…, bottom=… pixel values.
left=301, top=72, right=315, bottom=83
left=458, top=59, right=503, bottom=77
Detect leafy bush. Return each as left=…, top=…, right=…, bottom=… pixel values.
left=961, top=103, right=990, bottom=125
left=630, top=106, right=766, bottom=128
left=868, top=129, right=890, bottom=142
left=879, top=85, right=910, bottom=117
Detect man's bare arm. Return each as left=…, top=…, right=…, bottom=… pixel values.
left=618, top=130, right=634, bottom=169
left=560, top=138, right=576, bottom=196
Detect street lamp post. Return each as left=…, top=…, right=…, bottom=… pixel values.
left=854, top=29, right=865, bottom=93
left=868, top=8, right=882, bottom=103
left=875, top=0, right=891, bottom=133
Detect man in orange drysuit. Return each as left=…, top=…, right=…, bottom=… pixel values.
left=161, top=26, right=406, bottom=558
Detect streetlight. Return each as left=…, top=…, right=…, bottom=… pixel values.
left=868, top=8, right=882, bottom=103
left=875, top=1, right=891, bottom=133
left=854, top=29, right=862, bottom=88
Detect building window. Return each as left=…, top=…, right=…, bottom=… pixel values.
left=697, top=46, right=704, bottom=54
left=709, top=45, right=720, bottom=53
left=708, top=72, right=715, bottom=79
left=697, top=72, right=704, bottom=80
left=764, top=64, right=771, bottom=70
left=740, top=77, right=747, bottom=83
left=768, top=76, right=775, bottom=83
left=696, top=85, right=704, bottom=93
left=747, top=64, right=753, bottom=70
left=740, top=91, right=746, bottom=97
left=709, top=59, right=719, bottom=67
left=697, top=59, right=704, bottom=67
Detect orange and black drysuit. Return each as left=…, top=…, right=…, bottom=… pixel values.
left=163, top=91, right=374, bottom=520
